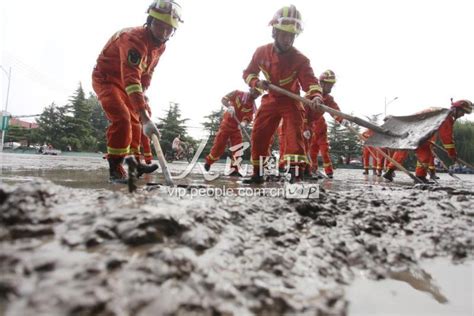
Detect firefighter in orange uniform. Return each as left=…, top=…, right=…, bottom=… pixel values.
left=309, top=116, right=333, bottom=177
left=361, top=129, right=377, bottom=175
left=204, top=89, right=260, bottom=176
left=375, top=148, right=389, bottom=176
left=92, top=0, right=182, bottom=182
left=307, top=70, right=347, bottom=178
left=383, top=100, right=472, bottom=182
left=242, top=5, right=324, bottom=184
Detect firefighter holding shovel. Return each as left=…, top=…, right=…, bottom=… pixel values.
left=92, top=0, right=183, bottom=183
left=383, top=99, right=472, bottom=183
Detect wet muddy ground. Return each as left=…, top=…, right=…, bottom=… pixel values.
left=1, top=153, right=473, bottom=315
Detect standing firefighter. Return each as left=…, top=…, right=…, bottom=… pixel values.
left=361, top=129, right=377, bottom=175
left=204, top=89, right=260, bottom=176
left=92, top=0, right=183, bottom=183
left=308, top=70, right=348, bottom=178
left=383, top=100, right=472, bottom=183
left=242, top=5, right=324, bottom=184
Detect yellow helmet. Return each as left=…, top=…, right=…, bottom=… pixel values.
left=269, top=5, right=303, bottom=35
left=148, top=0, right=183, bottom=29
left=320, top=70, right=337, bottom=83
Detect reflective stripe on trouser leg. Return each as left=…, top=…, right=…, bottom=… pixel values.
left=93, top=82, right=132, bottom=159
left=415, top=142, right=432, bottom=177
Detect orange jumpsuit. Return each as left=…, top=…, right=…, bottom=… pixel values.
left=243, top=43, right=322, bottom=176
left=92, top=26, right=165, bottom=159
left=205, top=90, right=256, bottom=170
left=306, top=94, right=342, bottom=173
left=362, top=129, right=376, bottom=170
left=376, top=148, right=388, bottom=173
left=309, top=116, right=334, bottom=174
left=388, top=113, right=456, bottom=177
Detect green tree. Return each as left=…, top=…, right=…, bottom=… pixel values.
left=201, top=108, right=224, bottom=157
left=65, top=83, right=95, bottom=151
left=35, top=103, right=66, bottom=148
left=4, top=125, right=29, bottom=145
left=158, top=102, right=189, bottom=154
left=327, top=117, right=362, bottom=165
left=88, top=93, right=108, bottom=153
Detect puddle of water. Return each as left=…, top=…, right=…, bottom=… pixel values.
left=347, top=259, right=473, bottom=316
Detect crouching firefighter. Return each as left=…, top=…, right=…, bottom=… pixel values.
left=92, top=0, right=183, bottom=183
left=204, top=88, right=260, bottom=176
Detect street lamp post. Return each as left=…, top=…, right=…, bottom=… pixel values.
left=384, top=96, right=398, bottom=117
left=0, top=66, right=12, bottom=152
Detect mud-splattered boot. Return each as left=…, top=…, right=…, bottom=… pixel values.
left=242, top=175, right=264, bottom=184
left=382, top=169, right=395, bottom=182
left=136, top=161, right=158, bottom=178
left=228, top=167, right=242, bottom=177
left=416, top=176, right=435, bottom=184
left=429, top=170, right=440, bottom=180
left=288, top=167, right=303, bottom=183
left=108, top=157, right=127, bottom=184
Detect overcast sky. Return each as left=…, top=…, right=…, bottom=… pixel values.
left=1, top=0, right=473, bottom=139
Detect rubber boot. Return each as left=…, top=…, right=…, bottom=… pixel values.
left=137, top=161, right=158, bottom=178
left=108, top=157, right=128, bottom=184
left=288, top=166, right=303, bottom=183
left=228, top=166, right=242, bottom=177
left=382, top=169, right=395, bottom=182
left=429, top=170, right=440, bottom=180
left=243, top=175, right=264, bottom=184
left=417, top=176, right=434, bottom=184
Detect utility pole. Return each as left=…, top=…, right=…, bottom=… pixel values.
left=0, top=66, right=12, bottom=152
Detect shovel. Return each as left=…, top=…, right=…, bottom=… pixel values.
left=232, top=114, right=251, bottom=142
left=430, top=147, right=461, bottom=181
left=430, top=141, right=474, bottom=170
left=346, top=124, right=424, bottom=184
left=151, top=134, right=174, bottom=186
left=268, top=84, right=406, bottom=138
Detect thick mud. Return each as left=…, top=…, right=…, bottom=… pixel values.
left=1, top=153, right=473, bottom=315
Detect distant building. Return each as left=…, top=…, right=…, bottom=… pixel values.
left=10, top=118, right=38, bottom=129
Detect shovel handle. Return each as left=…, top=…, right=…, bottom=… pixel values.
left=347, top=125, right=423, bottom=183
left=151, top=134, right=174, bottom=186
left=430, top=141, right=474, bottom=170
left=268, top=84, right=403, bottom=137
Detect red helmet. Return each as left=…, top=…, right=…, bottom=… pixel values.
left=451, top=99, right=472, bottom=114
left=148, top=0, right=183, bottom=29
left=319, top=70, right=336, bottom=83
left=269, top=5, right=303, bottom=34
